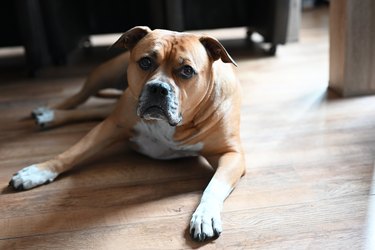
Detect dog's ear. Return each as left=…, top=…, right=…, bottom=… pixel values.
left=200, top=36, right=237, bottom=67
left=111, top=26, right=151, bottom=50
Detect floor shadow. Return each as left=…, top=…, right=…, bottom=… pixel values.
left=221, top=38, right=276, bottom=61
left=323, top=87, right=342, bottom=102
left=2, top=142, right=215, bottom=247
left=0, top=53, right=29, bottom=81
left=183, top=226, right=220, bottom=249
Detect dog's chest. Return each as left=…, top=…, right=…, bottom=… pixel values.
left=129, top=120, right=203, bottom=160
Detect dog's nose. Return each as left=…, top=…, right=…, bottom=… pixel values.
left=147, top=82, right=170, bottom=96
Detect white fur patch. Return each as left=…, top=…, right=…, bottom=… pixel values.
left=11, top=165, right=58, bottom=190
left=190, top=179, right=233, bottom=240
left=200, top=178, right=233, bottom=205
left=32, top=107, right=54, bottom=125
left=130, top=120, right=203, bottom=160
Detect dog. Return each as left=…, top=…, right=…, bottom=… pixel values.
left=9, top=26, right=246, bottom=242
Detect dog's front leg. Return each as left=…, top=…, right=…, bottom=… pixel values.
left=10, top=118, right=127, bottom=190
left=190, top=151, right=246, bottom=241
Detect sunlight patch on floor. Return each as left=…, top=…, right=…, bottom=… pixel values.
left=365, top=163, right=375, bottom=249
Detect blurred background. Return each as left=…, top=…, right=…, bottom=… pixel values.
left=0, top=0, right=328, bottom=76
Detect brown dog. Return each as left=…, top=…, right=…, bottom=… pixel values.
left=10, top=26, right=246, bottom=242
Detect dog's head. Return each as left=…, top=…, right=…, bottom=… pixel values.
left=112, top=26, right=236, bottom=126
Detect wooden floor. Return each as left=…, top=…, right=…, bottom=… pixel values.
left=1, top=7, right=374, bottom=249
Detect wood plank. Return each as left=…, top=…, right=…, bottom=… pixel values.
left=0, top=196, right=366, bottom=249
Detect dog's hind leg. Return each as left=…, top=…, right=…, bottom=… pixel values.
left=34, top=104, right=115, bottom=129
left=55, top=52, right=130, bottom=110
left=31, top=52, right=130, bottom=127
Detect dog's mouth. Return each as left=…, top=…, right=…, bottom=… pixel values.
left=138, top=105, right=181, bottom=126
left=142, top=105, right=166, bottom=120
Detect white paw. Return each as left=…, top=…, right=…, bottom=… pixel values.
left=190, top=201, right=222, bottom=242
left=31, top=107, right=54, bottom=128
left=9, top=165, right=58, bottom=190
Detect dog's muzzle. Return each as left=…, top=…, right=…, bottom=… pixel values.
left=137, top=81, right=182, bottom=126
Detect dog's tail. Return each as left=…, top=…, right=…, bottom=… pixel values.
left=95, top=89, right=123, bottom=99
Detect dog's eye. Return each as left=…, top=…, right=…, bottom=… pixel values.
left=138, top=57, right=153, bottom=70
left=179, top=65, right=196, bottom=79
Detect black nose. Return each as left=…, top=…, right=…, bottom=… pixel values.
left=148, top=82, right=169, bottom=96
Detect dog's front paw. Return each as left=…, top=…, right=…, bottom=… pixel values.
left=190, top=201, right=222, bottom=242
left=31, top=107, right=55, bottom=128
left=9, top=165, right=58, bottom=191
